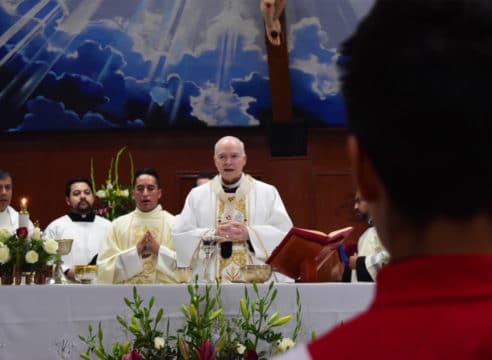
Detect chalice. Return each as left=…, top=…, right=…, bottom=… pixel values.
left=200, top=234, right=224, bottom=282
left=53, top=239, right=73, bottom=284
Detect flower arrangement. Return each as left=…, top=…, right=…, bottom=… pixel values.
left=79, top=281, right=302, bottom=360
left=0, top=225, right=58, bottom=284
left=91, top=146, right=135, bottom=221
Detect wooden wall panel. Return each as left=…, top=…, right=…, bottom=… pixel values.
left=0, top=128, right=355, bottom=235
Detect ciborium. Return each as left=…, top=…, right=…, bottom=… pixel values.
left=240, top=264, right=272, bottom=283
left=74, top=265, right=97, bottom=284
left=53, top=239, right=73, bottom=284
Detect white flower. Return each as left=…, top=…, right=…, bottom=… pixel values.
left=43, top=239, right=59, bottom=255
left=106, top=183, right=113, bottom=190
left=120, top=189, right=129, bottom=197
left=25, top=250, right=39, bottom=264
left=0, top=245, right=10, bottom=264
left=154, top=337, right=165, bottom=350
left=236, top=343, right=246, bottom=355
left=31, top=227, right=42, bottom=241
left=275, top=338, right=295, bottom=353
left=0, top=227, right=12, bottom=243
left=96, top=190, right=106, bottom=198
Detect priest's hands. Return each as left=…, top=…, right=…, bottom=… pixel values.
left=137, top=231, right=160, bottom=258
left=216, top=221, right=249, bottom=242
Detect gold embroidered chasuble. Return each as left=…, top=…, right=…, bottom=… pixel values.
left=97, top=205, right=177, bottom=284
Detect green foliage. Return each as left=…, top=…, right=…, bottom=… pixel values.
left=79, top=287, right=175, bottom=360
left=79, top=282, right=303, bottom=360
left=91, top=146, right=135, bottom=221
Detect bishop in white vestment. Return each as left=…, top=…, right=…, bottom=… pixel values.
left=173, top=136, right=293, bottom=282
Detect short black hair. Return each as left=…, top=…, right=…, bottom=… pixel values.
left=341, top=0, right=492, bottom=226
left=133, top=168, right=161, bottom=188
left=65, top=178, right=94, bottom=197
left=0, top=169, right=11, bottom=181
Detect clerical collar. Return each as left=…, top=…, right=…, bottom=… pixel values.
left=221, top=173, right=243, bottom=192
left=68, top=212, right=96, bottom=222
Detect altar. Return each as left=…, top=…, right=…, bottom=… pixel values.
left=0, top=283, right=374, bottom=359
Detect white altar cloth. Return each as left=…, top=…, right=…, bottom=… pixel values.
left=0, top=283, right=374, bottom=359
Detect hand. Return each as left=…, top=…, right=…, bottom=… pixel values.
left=137, top=231, right=160, bottom=257
left=216, top=221, right=249, bottom=242
left=348, top=253, right=358, bottom=270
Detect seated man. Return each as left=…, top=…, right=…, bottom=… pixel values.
left=337, top=191, right=389, bottom=282
left=44, top=177, right=111, bottom=281
left=97, top=168, right=176, bottom=284
left=173, top=135, right=293, bottom=282
left=0, top=169, right=34, bottom=233
left=277, top=0, right=492, bottom=358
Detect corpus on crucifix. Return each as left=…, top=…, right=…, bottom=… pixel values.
left=260, top=0, right=286, bottom=46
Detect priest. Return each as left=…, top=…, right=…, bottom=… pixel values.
left=97, top=168, right=177, bottom=284
left=0, top=169, right=34, bottom=233
left=173, top=136, right=293, bottom=282
left=44, top=177, right=111, bottom=281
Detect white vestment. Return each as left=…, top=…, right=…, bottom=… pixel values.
left=43, top=214, right=111, bottom=273
left=351, top=226, right=390, bottom=281
left=0, top=206, right=34, bottom=234
left=173, top=174, right=293, bottom=282
left=97, top=205, right=177, bottom=284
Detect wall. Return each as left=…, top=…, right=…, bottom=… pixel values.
left=0, top=128, right=366, bottom=241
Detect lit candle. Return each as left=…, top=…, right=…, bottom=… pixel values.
left=20, top=197, right=28, bottom=212
left=18, top=197, right=30, bottom=228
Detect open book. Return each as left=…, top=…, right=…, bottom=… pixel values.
left=266, top=226, right=353, bottom=282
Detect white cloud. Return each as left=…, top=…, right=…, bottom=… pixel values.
left=291, top=53, right=340, bottom=99
left=190, top=82, right=258, bottom=126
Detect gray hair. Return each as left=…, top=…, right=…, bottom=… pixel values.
left=214, top=136, right=246, bottom=156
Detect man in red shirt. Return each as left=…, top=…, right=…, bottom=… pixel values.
left=278, top=0, right=492, bottom=358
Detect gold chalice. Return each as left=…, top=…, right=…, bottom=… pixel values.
left=240, top=264, right=272, bottom=283
left=175, top=266, right=193, bottom=283
left=74, top=265, right=98, bottom=284
left=53, top=239, right=73, bottom=284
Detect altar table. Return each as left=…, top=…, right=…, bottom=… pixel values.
left=0, top=282, right=374, bottom=359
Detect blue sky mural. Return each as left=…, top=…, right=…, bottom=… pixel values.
left=0, top=0, right=373, bottom=132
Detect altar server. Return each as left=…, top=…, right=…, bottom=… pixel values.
left=44, top=177, right=111, bottom=281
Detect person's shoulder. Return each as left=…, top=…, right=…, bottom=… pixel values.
left=6, top=206, right=18, bottom=215
left=111, top=211, right=134, bottom=225
left=45, top=214, right=70, bottom=227
left=249, top=176, right=280, bottom=195
left=160, top=209, right=175, bottom=220
left=95, top=215, right=112, bottom=225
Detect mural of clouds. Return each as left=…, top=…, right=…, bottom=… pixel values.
left=0, top=0, right=372, bottom=132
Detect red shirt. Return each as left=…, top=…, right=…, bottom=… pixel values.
left=308, top=254, right=492, bottom=359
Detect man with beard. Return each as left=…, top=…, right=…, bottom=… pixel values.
left=44, top=177, right=111, bottom=281
left=0, top=169, right=34, bottom=233
left=338, top=191, right=389, bottom=282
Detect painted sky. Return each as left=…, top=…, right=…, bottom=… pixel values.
left=0, top=0, right=373, bottom=132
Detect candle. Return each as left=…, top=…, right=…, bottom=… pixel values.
left=20, top=197, right=28, bottom=212
left=18, top=197, right=30, bottom=228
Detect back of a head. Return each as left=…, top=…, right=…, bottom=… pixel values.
left=341, top=0, right=492, bottom=226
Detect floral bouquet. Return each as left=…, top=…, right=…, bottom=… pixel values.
left=79, top=281, right=302, bottom=360
left=91, top=146, right=135, bottom=221
left=0, top=225, right=58, bottom=284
